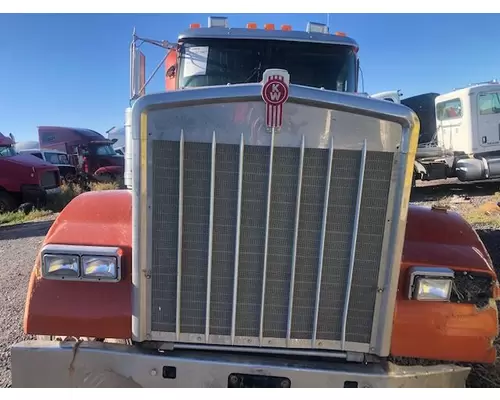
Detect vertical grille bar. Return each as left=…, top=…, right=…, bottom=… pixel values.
left=312, top=136, right=334, bottom=346
left=176, top=130, right=185, bottom=341
left=231, top=133, right=244, bottom=345
left=205, top=131, right=216, bottom=342
left=341, top=139, right=368, bottom=350
left=259, top=127, right=276, bottom=345
left=286, top=135, right=305, bottom=345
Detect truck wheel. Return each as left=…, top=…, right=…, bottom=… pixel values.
left=0, top=191, right=16, bottom=213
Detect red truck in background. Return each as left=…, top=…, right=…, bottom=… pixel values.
left=0, top=132, right=61, bottom=212
left=38, top=126, right=124, bottom=182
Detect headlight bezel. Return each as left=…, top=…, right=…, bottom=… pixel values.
left=408, top=266, right=455, bottom=302
left=40, top=244, right=122, bottom=283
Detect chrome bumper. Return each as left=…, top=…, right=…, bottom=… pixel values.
left=11, top=341, right=470, bottom=388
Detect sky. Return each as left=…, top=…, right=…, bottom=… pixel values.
left=0, top=13, right=498, bottom=142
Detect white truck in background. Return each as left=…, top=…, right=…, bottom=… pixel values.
left=374, top=81, right=500, bottom=185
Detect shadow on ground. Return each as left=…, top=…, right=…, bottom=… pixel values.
left=0, top=220, right=53, bottom=241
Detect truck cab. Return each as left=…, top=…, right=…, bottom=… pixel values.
left=410, top=82, right=500, bottom=183
left=11, top=17, right=499, bottom=388
left=38, top=126, right=124, bottom=182
left=0, top=132, right=61, bottom=212
left=18, top=148, right=78, bottom=182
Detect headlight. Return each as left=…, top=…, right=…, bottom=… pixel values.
left=408, top=266, right=454, bottom=301
left=42, top=254, right=79, bottom=278
left=82, top=256, right=118, bottom=280
left=40, top=244, right=122, bottom=282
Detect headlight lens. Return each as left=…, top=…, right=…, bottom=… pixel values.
left=408, top=266, right=454, bottom=301
left=413, top=277, right=453, bottom=301
left=43, top=254, right=79, bottom=278
left=40, top=244, right=122, bottom=282
left=82, top=256, right=118, bottom=280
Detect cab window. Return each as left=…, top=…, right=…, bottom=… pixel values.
left=478, top=92, right=500, bottom=115
left=436, top=98, right=462, bottom=120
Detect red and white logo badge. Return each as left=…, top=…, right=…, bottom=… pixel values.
left=261, top=69, right=290, bottom=129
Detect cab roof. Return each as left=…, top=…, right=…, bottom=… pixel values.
left=178, top=27, right=359, bottom=49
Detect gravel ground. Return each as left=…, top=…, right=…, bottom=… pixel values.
left=0, top=218, right=54, bottom=388
left=0, top=186, right=500, bottom=388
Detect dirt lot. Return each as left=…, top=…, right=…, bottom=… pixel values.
left=1, top=181, right=500, bottom=387
left=0, top=219, right=54, bottom=387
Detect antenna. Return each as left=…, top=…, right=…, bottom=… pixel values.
left=326, top=13, right=330, bottom=32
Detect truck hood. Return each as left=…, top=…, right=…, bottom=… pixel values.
left=7, top=154, right=58, bottom=171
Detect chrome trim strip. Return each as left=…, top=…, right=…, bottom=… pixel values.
left=174, top=343, right=348, bottom=360
left=259, top=127, right=276, bottom=345
left=131, top=111, right=148, bottom=342
left=131, top=83, right=417, bottom=131
left=231, top=133, right=244, bottom=345
left=151, top=331, right=370, bottom=353
left=368, top=151, right=398, bottom=354
left=205, top=131, right=216, bottom=342
left=176, top=130, right=184, bottom=341
left=341, top=139, right=367, bottom=350
left=312, top=136, right=334, bottom=346
left=286, top=135, right=305, bottom=345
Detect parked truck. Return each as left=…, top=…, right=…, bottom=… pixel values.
left=37, top=126, right=124, bottom=182
left=374, top=83, right=500, bottom=185
left=411, top=81, right=500, bottom=183
left=0, top=132, right=61, bottom=212
left=11, top=17, right=500, bottom=388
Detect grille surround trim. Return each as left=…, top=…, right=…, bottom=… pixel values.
left=131, top=83, right=420, bottom=357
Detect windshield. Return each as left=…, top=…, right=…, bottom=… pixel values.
left=0, top=145, right=17, bottom=158
left=178, top=38, right=357, bottom=92
left=89, top=143, right=117, bottom=156
left=45, top=152, right=70, bottom=165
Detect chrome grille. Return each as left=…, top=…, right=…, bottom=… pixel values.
left=150, top=133, right=395, bottom=351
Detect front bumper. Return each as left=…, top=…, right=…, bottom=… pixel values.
left=11, top=341, right=470, bottom=388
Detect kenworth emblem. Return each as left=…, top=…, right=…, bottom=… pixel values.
left=261, top=69, right=290, bottom=129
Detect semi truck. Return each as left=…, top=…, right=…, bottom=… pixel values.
left=11, top=17, right=499, bottom=387
left=0, top=132, right=61, bottom=213
left=411, top=81, right=500, bottom=183
left=373, top=83, right=500, bottom=185
left=37, top=126, right=124, bottom=182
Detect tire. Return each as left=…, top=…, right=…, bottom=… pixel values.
left=0, top=191, right=17, bottom=213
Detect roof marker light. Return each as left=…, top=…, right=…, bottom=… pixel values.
left=208, top=16, right=228, bottom=28
left=264, top=23, right=275, bottom=30
left=190, top=23, right=201, bottom=29
left=247, top=22, right=257, bottom=29
left=281, top=24, right=292, bottom=31
left=306, top=22, right=329, bottom=34
left=335, top=31, right=347, bottom=37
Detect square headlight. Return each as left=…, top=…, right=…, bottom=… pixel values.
left=42, top=254, right=79, bottom=278
left=40, top=244, right=122, bottom=282
left=408, top=266, right=454, bottom=301
left=82, top=255, right=118, bottom=280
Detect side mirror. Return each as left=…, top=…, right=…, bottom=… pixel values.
left=111, top=138, right=118, bottom=144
